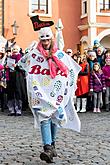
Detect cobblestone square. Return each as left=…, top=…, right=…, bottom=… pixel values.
left=0, top=111, right=110, bottom=165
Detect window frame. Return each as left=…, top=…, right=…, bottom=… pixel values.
left=81, top=0, right=87, bottom=18
left=29, top=0, right=52, bottom=17
left=100, top=0, right=110, bottom=10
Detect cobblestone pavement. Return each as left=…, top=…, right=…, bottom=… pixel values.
left=0, top=110, right=110, bottom=165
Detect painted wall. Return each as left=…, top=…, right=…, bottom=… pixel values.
left=97, top=27, right=107, bottom=34
left=58, top=0, right=81, bottom=52
left=81, top=17, right=88, bottom=25
left=4, top=0, right=81, bottom=52
left=96, top=16, right=110, bottom=23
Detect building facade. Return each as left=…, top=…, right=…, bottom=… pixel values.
left=1, top=0, right=110, bottom=52
left=79, top=0, right=110, bottom=51
left=0, top=0, right=4, bottom=36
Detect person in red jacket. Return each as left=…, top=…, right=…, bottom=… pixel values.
left=75, top=55, right=90, bottom=112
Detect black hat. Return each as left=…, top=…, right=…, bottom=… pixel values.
left=30, top=15, right=54, bottom=31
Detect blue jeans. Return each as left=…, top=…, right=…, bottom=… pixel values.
left=40, top=119, right=57, bottom=145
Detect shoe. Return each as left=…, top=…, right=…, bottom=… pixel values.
left=51, top=142, right=57, bottom=157
left=80, top=98, right=87, bottom=112
left=76, top=109, right=80, bottom=113
left=16, top=113, right=21, bottom=116
left=8, top=113, right=15, bottom=116
left=80, top=108, right=86, bottom=113
left=93, top=108, right=97, bottom=113
left=1, top=108, right=4, bottom=112
left=40, top=144, right=53, bottom=163
left=76, top=98, right=80, bottom=113
left=97, top=108, right=101, bottom=113
left=105, top=104, right=109, bottom=112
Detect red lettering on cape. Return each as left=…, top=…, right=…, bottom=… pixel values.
left=56, top=68, right=67, bottom=77
left=29, top=65, right=41, bottom=74
left=34, top=22, right=50, bottom=29
left=42, top=68, right=50, bottom=75
left=29, top=65, right=66, bottom=77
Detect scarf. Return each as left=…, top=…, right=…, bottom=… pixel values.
left=37, top=41, right=68, bottom=78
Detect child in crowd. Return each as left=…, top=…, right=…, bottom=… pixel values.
left=86, top=51, right=97, bottom=110
left=87, top=51, right=97, bottom=72
left=90, top=62, right=106, bottom=112
left=75, top=55, right=90, bottom=112
left=102, top=57, right=110, bottom=111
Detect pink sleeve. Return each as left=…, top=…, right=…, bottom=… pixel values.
left=0, top=64, right=4, bottom=70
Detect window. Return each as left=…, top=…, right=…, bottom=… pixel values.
left=100, top=0, right=110, bottom=10
left=29, top=0, right=52, bottom=17
left=82, top=0, right=87, bottom=15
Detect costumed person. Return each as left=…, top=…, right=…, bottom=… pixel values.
left=90, top=62, right=106, bottom=113
left=18, top=15, right=81, bottom=163
left=75, top=55, right=90, bottom=113
left=6, top=45, right=27, bottom=116
left=102, top=57, right=110, bottom=111
left=93, top=40, right=106, bottom=68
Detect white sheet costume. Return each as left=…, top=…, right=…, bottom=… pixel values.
left=18, top=48, right=81, bottom=132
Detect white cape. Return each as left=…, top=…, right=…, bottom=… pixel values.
left=18, top=48, right=81, bottom=132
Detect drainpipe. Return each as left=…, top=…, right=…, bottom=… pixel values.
left=2, top=0, right=4, bottom=36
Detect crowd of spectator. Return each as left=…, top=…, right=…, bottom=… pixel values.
left=0, top=39, right=110, bottom=116
left=68, top=39, right=110, bottom=113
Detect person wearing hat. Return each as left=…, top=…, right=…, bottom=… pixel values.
left=93, top=39, right=106, bottom=68
left=87, top=51, right=97, bottom=72
left=18, top=15, right=81, bottom=163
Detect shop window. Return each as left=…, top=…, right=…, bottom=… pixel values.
left=29, top=0, right=52, bottom=17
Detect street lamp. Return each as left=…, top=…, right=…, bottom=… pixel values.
left=11, top=20, right=19, bottom=35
